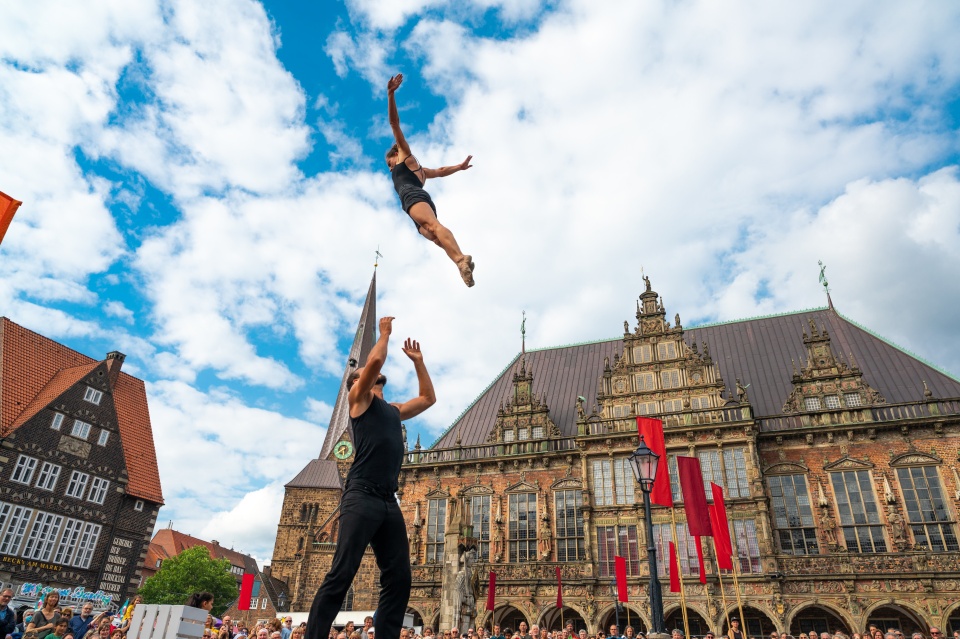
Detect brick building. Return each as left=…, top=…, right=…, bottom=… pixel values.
left=270, top=276, right=960, bottom=637
left=146, top=526, right=289, bottom=626
left=0, top=317, right=163, bottom=609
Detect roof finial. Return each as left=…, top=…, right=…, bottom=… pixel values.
left=374, top=245, right=383, bottom=269
left=818, top=260, right=834, bottom=309
left=521, top=310, right=526, bottom=355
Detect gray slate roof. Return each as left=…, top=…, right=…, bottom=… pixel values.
left=285, top=459, right=343, bottom=489
left=432, top=307, right=960, bottom=449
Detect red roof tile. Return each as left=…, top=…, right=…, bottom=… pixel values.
left=0, top=317, right=164, bottom=504
left=151, top=528, right=259, bottom=572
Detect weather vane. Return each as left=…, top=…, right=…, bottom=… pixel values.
left=521, top=310, right=526, bottom=354
left=375, top=245, right=383, bottom=269
left=818, top=260, right=829, bottom=295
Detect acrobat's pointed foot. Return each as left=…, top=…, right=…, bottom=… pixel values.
left=457, top=255, right=475, bottom=287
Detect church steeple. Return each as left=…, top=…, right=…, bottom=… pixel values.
left=318, top=271, right=378, bottom=460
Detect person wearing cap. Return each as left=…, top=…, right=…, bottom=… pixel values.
left=728, top=619, right=744, bottom=639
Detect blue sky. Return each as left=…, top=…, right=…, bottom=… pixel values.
left=2, top=0, right=960, bottom=563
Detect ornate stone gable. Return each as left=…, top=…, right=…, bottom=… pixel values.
left=822, top=455, right=875, bottom=471
left=782, top=319, right=886, bottom=414
left=486, top=357, right=560, bottom=443
left=889, top=450, right=942, bottom=467
left=594, top=276, right=732, bottom=423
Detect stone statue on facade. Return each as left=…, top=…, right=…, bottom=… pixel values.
left=888, top=507, right=908, bottom=549
left=492, top=524, right=505, bottom=563
left=410, top=524, right=422, bottom=565
left=538, top=507, right=552, bottom=560
left=820, top=510, right=838, bottom=547
left=736, top=378, right=749, bottom=403
left=453, top=547, right=478, bottom=633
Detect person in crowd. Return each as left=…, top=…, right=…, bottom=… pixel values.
left=85, top=620, right=111, bottom=639
left=423, top=629, right=435, bottom=639
left=27, top=593, right=62, bottom=637
left=218, top=616, right=233, bottom=639
left=270, top=632, right=281, bottom=639
left=578, top=631, right=587, bottom=639
left=68, top=604, right=103, bottom=639
left=281, top=620, right=293, bottom=639
left=361, top=619, right=374, bottom=639
left=62, top=634, right=74, bottom=639
left=291, top=627, right=304, bottom=639
left=530, top=627, right=540, bottom=639
left=625, top=627, right=636, bottom=639
left=0, top=589, right=16, bottom=639
left=929, top=629, right=944, bottom=639
left=257, top=629, right=269, bottom=639
left=58, top=612, right=72, bottom=626
left=185, top=594, right=214, bottom=612
left=366, top=630, right=374, bottom=639
left=670, top=630, right=684, bottom=639
left=42, top=619, right=69, bottom=639
left=596, top=632, right=605, bottom=639
left=610, top=626, right=621, bottom=639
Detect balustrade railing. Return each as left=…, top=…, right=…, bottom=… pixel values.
left=759, top=397, right=960, bottom=432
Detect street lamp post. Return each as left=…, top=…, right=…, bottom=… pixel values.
left=628, top=436, right=665, bottom=637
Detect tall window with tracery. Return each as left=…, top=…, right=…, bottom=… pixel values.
left=767, top=474, right=819, bottom=555
left=596, top=525, right=639, bottom=577
left=591, top=459, right=635, bottom=506
left=554, top=490, right=585, bottom=562
left=508, top=493, right=537, bottom=562
left=426, top=499, right=446, bottom=563
left=896, top=466, right=959, bottom=552
left=830, top=470, right=886, bottom=553
left=470, top=495, right=492, bottom=561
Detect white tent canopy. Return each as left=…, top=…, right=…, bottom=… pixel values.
left=281, top=612, right=414, bottom=630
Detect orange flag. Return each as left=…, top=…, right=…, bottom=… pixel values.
left=0, top=190, right=23, bottom=246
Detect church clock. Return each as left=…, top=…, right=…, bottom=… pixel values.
left=334, top=440, right=354, bottom=460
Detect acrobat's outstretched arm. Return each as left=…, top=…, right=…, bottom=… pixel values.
left=387, top=74, right=412, bottom=162
left=392, top=338, right=437, bottom=420
left=422, top=156, right=473, bottom=180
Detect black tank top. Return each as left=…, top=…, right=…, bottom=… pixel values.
left=391, top=158, right=425, bottom=195
left=346, top=396, right=404, bottom=494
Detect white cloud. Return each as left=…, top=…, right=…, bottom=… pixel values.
left=305, top=398, right=335, bottom=424
left=198, top=482, right=287, bottom=565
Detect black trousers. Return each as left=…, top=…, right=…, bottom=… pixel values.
left=306, top=485, right=411, bottom=639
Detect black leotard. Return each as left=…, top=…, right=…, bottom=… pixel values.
left=391, top=157, right=436, bottom=227
left=346, top=395, right=404, bottom=495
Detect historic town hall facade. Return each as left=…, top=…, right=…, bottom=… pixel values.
left=271, top=273, right=960, bottom=637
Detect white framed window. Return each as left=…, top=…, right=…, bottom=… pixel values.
left=250, top=598, right=258, bottom=609
left=698, top=450, right=724, bottom=499
left=0, top=506, right=34, bottom=554
left=35, top=462, right=61, bottom=491
left=637, top=402, right=657, bottom=416
left=844, top=392, right=863, bottom=407
left=426, top=499, right=446, bottom=564
left=83, top=387, right=103, bottom=405
left=51, top=413, right=65, bottom=431
left=72, top=522, right=101, bottom=568
left=531, top=425, right=544, bottom=439
left=824, top=395, right=841, bottom=409
left=663, top=398, right=683, bottom=412
left=591, top=459, right=635, bottom=506
left=66, top=471, right=90, bottom=499
left=690, top=396, right=711, bottom=410
left=88, top=477, right=110, bottom=505
left=635, top=372, right=655, bottom=391
left=22, top=512, right=63, bottom=561
left=503, top=430, right=515, bottom=442
left=657, top=342, right=677, bottom=360
left=134, top=500, right=144, bottom=512
left=803, top=397, right=822, bottom=411
left=97, top=430, right=110, bottom=446
left=53, top=518, right=82, bottom=565
left=633, top=345, right=652, bottom=363
left=261, top=599, right=267, bottom=610
left=518, top=428, right=529, bottom=440
left=660, top=369, right=681, bottom=389
left=10, top=455, right=38, bottom=485
left=71, top=419, right=92, bottom=440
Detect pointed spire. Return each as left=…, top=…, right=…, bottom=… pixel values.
left=318, top=270, right=378, bottom=460
left=817, top=479, right=828, bottom=507
left=883, top=474, right=895, bottom=504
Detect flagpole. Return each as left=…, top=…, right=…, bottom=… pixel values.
left=713, top=551, right=732, bottom=639
left=669, top=508, right=690, bottom=639
left=728, top=529, right=748, bottom=633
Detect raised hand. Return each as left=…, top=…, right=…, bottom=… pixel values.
left=379, top=316, right=395, bottom=336
left=387, top=74, right=404, bottom=93
left=402, top=338, right=423, bottom=362
left=459, top=155, right=473, bottom=171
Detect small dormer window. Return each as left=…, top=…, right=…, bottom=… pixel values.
left=532, top=425, right=544, bottom=439
left=518, top=428, right=529, bottom=440
left=804, top=397, right=822, bottom=411
left=134, top=500, right=144, bottom=511
left=51, top=413, right=65, bottom=430
left=824, top=395, right=841, bottom=409
left=504, top=430, right=515, bottom=442
left=84, top=387, right=103, bottom=405
left=844, top=393, right=862, bottom=407
left=633, top=345, right=652, bottom=363
left=657, top=342, right=677, bottom=360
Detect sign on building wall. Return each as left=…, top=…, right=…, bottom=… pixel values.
left=99, top=536, right=135, bottom=596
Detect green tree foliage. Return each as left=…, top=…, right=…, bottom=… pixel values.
left=139, top=545, right=239, bottom=616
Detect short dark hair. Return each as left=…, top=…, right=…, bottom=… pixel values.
left=347, top=371, right=361, bottom=389
left=385, top=144, right=399, bottom=163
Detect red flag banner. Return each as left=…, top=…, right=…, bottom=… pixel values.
left=555, top=567, right=563, bottom=609
left=694, top=537, right=707, bottom=584
left=668, top=541, right=680, bottom=593
left=0, top=191, right=23, bottom=246
left=238, top=573, right=255, bottom=610
left=487, top=572, right=497, bottom=611
left=614, top=556, right=628, bottom=602
left=677, top=456, right=713, bottom=537
left=637, top=417, right=673, bottom=507
left=710, top=483, right=734, bottom=570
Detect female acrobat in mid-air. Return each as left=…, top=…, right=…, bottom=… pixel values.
left=386, top=73, right=476, bottom=287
